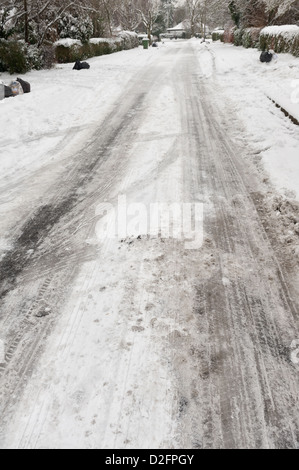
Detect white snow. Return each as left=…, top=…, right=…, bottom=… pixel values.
left=89, top=37, right=120, bottom=44
left=54, top=38, right=82, bottom=47
left=261, top=25, right=299, bottom=39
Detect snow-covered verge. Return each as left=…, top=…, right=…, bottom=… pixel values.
left=196, top=41, right=299, bottom=202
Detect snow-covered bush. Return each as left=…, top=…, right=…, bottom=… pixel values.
left=260, top=25, right=299, bottom=57
left=0, top=39, right=52, bottom=74
left=54, top=39, right=86, bottom=63
left=90, top=38, right=122, bottom=55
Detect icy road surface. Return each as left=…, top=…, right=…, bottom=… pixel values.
left=0, top=40, right=299, bottom=449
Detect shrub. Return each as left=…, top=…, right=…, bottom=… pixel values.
left=0, top=40, right=29, bottom=74
left=54, top=39, right=85, bottom=63
left=0, top=39, right=52, bottom=73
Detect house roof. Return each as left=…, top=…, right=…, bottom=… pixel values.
left=167, top=20, right=190, bottom=32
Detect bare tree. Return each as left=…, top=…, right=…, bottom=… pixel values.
left=185, top=0, right=201, bottom=36
left=116, top=0, right=141, bottom=31
left=185, top=0, right=229, bottom=37
left=137, top=0, right=161, bottom=42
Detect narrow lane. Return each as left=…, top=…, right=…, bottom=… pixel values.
left=0, top=41, right=298, bottom=449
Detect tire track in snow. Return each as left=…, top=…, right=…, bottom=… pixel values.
left=169, top=43, right=299, bottom=449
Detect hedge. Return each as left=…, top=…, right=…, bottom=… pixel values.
left=55, top=32, right=139, bottom=64
left=0, top=32, right=139, bottom=74
left=213, top=24, right=299, bottom=58
left=260, top=25, right=299, bottom=57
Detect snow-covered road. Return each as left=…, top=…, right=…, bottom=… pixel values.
left=0, top=40, right=299, bottom=449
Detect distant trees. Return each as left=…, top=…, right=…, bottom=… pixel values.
left=1, top=0, right=298, bottom=47
left=115, top=0, right=141, bottom=31
left=228, top=0, right=299, bottom=28
left=184, top=0, right=231, bottom=37
left=185, top=0, right=201, bottom=36
left=136, top=0, right=161, bottom=42
left=183, top=0, right=299, bottom=33
left=261, top=0, right=299, bottom=25
left=0, top=0, right=165, bottom=45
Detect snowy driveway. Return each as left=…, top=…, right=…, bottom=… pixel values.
left=0, top=40, right=298, bottom=449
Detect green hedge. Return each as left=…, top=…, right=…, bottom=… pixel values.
left=0, top=32, right=139, bottom=74
left=55, top=40, right=122, bottom=63
left=260, top=26, right=299, bottom=57
left=232, top=27, right=262, bottom=49
left=55, top=33, right=139, bottom=64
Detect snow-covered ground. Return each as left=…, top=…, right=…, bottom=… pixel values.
left=0, top=40, right=299, bottom=449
